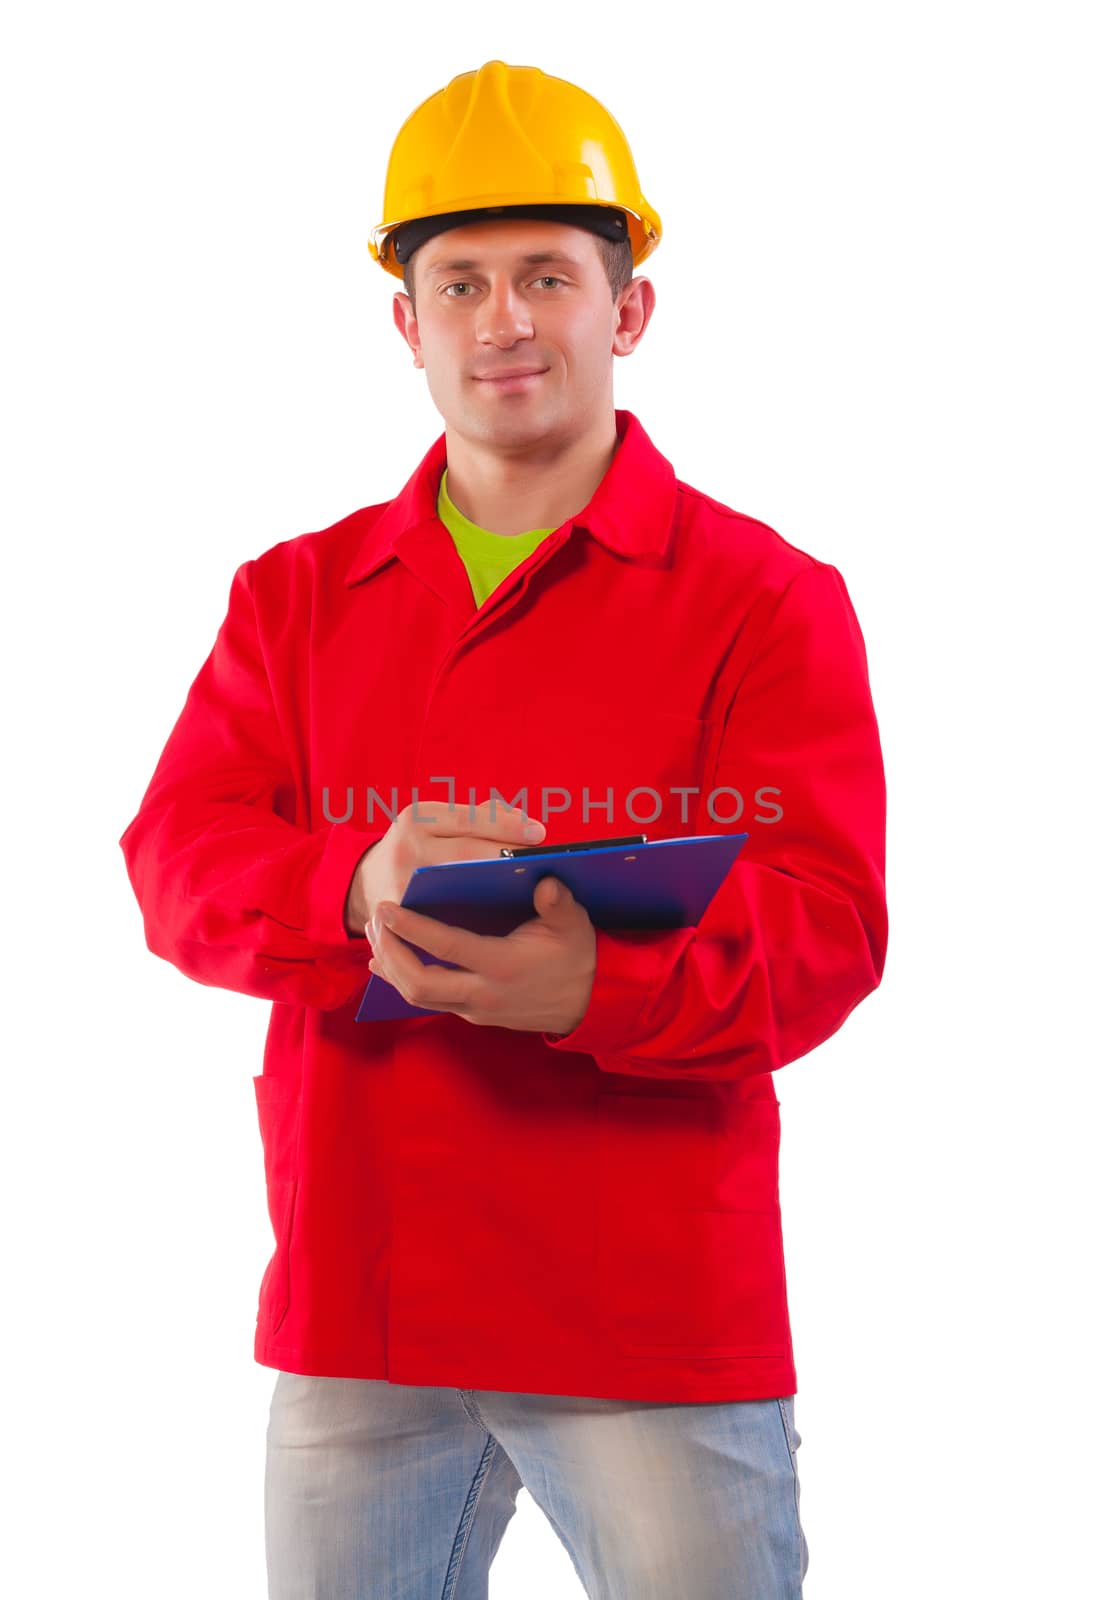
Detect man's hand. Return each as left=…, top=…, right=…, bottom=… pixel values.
left=366, top=874, right=597, bottom=1034
left=344, top=800, right=546, bottom=938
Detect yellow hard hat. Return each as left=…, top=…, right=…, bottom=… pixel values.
left=368, top=59, right=662, bottom=282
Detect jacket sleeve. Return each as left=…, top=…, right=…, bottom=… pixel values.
left=541, top=559, right=888, bottom=1081
left=118, top=557, right=386, bottom=1010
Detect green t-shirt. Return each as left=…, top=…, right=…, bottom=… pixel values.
left=437, top=466, right=557, bottom=609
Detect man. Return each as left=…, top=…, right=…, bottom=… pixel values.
left=119, top=59, right=886, bottom=1599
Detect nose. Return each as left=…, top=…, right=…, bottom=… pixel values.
left=476, top=280, right=535, bottom=347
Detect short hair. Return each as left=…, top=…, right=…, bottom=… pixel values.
left=402, top=231, right=634, bottom=313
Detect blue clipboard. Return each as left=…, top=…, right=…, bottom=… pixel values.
left=355, top=831, right=749, bottom=1022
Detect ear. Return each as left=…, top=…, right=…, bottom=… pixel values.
left=611, top=277, right=656, bottom=359
left=392, top=292, right=423, bottom=368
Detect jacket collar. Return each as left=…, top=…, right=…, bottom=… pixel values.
left=344, top=408, right=676, bottom=588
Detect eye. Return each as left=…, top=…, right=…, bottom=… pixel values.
left=441, top=276, right=566, bottom=298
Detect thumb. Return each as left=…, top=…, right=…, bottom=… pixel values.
left=537, top=875, right=566, bottom=912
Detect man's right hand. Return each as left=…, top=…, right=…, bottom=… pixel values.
left=343, top=800, right=547, bottom=940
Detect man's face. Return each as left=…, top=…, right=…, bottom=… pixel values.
left=391, top=218, right=650, bottom=449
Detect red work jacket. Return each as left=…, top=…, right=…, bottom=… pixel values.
left=119, top=409, right=887, bottom=1403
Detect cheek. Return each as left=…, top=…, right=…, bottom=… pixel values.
left=562, top=318, right=613, bottom=371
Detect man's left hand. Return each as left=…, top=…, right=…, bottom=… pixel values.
left=366, top=875, right=596, bottom=1034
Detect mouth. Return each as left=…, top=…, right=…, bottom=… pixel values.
left=474, top=369, right=548, bottom=390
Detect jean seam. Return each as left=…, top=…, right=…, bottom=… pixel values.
left=457, top=1388, right=490, bottom=1431
left=440, top=1433, right=499, bottom=1600
left=776, top=1397, right=806, bottom=1589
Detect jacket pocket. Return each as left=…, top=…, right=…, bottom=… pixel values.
left=252, top=1074, right=300, bottom=1336
left=594, top=1085, right=792, bottom=1359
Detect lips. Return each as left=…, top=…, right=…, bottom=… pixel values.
left=475, top=368, right=547, bottom=383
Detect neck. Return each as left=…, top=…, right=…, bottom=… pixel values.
left=442, top=409, right=620, bottom=537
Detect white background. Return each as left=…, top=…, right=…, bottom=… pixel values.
left=3, top=2, right=1093, bottom=1595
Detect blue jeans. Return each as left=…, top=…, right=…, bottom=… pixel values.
left=264, top=1372, right=809, bottom=1598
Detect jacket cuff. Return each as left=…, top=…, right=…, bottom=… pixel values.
left=541, top=924, right=687, bottom=1060
left=306, top=824, right=386, bottom=948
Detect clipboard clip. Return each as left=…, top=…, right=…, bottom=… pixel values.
left=499, top=833, right=647, bottom=859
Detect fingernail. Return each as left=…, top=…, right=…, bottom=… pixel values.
left=524, top=821, right=546, bottom=840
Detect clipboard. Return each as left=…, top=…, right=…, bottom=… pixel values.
left=354, top=831, right=749, bottom=1022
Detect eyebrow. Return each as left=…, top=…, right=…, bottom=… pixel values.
left=423, top=251, right=585, bottom=279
